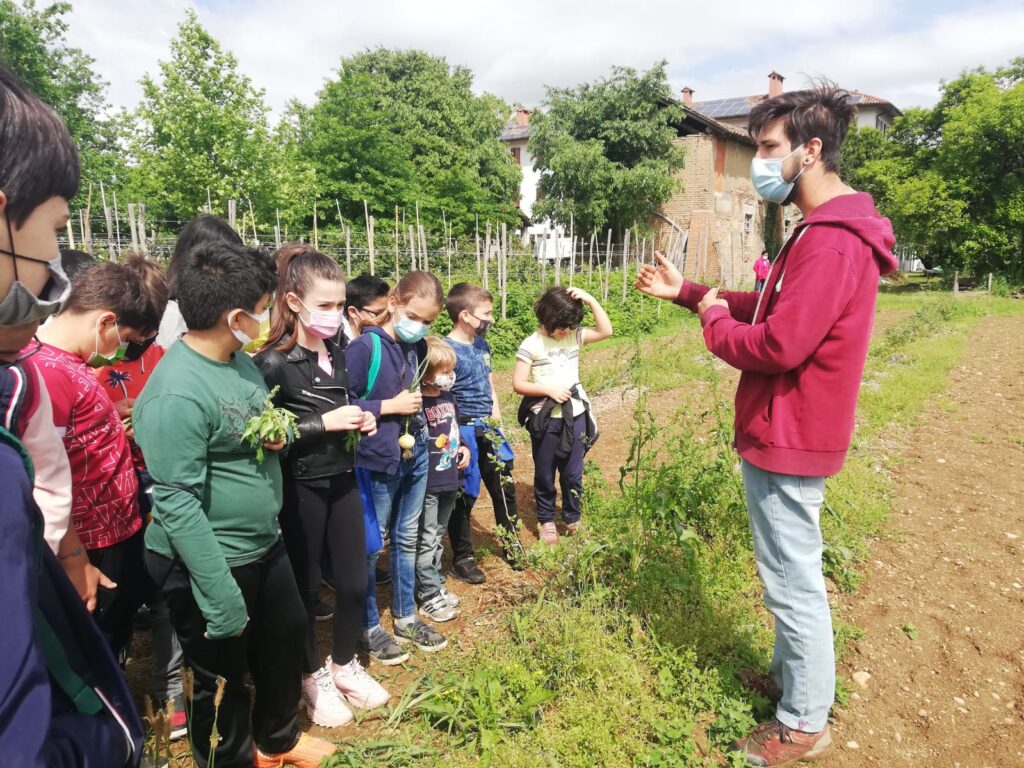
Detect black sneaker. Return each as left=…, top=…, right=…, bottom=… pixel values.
left=394, top=618, right=448, bottom=652
left=375, top=566, right=392, bottom=585
left=451, top=557, right=485, bottom=584
left=361, top=625, right=410, bottom=666
left=314, top=599, right=334, bottom=622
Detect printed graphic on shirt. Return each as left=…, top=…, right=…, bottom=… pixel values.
left=427, top=400, right=460, bottom=471
left=218, top=389, right=265, bottom=442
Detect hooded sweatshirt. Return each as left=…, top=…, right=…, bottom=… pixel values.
left=675, top=192, right=897, bottom=477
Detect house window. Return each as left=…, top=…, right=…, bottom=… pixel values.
left=875, top=115, right=889, bottom=136
left=743, top=213, right=753, bottom=235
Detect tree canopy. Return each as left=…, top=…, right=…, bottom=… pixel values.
left=528, top=61, right=685, bottom=237
left=843, top=57, right=1024, bottom=280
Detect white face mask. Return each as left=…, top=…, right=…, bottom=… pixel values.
left=231, top=307, right=269, bottom=348
left=750, top=145, right=808, bottom=204
left=432, top=372, right=456, bottom=391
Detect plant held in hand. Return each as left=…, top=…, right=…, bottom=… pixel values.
left=242, top=385, right=299, bottom=463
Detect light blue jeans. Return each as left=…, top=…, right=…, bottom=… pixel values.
left=741, top=459, right=834, bottom=733
left=416, top=490, right=458, bottom=603
left=363, top=440, right=429, bottom=626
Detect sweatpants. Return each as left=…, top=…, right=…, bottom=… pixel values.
left=88, top=528, right=148, bottom=663
left=448, top=431, right=519, bottom=562
left=145, top=540, right=305, bottom=768
left=530, top=414, right=585, bottom=525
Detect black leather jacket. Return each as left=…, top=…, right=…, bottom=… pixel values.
left=254, top=335, right=355, bottom=480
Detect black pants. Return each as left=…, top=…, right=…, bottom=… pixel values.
left=448, top=431, right=519, bottom=562
left=89, top=529, right=148, bottom=664
left=145, top=540, right=304, bottom=768
left=530, top=415, right=585, bottom=525
left=279, top=472, right=366, bottom=674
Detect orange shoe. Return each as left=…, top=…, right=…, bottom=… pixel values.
left=253, top=732, right=338, bottom=767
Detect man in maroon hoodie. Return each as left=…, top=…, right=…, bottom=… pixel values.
left=638, top=85, right=897, bottom=766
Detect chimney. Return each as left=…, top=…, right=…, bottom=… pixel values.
left=515, top=106, right=532, bottom=127
left=768, top=71, right=785, bottom=99
left=681, top=87, right=694, bottom=107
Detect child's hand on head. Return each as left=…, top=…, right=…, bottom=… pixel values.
left=567, top=287, right=594, bottom=304
left=456, top=445, right=471, bottom=470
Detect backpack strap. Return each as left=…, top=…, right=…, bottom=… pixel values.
left=34, top=609, right=104, bottom=715
left=363, top=332, right=382, bottom=399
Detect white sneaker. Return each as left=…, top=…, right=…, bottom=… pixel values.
left=440, top=586, right=461, bottom=608
left=301, top=667, right=354, bottom=727
left=329, top=654, right=390, bottom=710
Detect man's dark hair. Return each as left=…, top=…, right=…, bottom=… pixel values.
left=61, top=254, right=167, bottom=334
left=0, top=66, right=80, bottom=226
left=176, top=241, right=276, bottom=330
left=346, top=273, right=390, bottom=310
left=60, top=249, right=97, bottom=283
left=167, top=214, right=243, bottom=298
left=445, top=282, right=493, bottom=322
left=534, top=287, right=584, bottom=334
left=747, top=83, right=856, bottom=173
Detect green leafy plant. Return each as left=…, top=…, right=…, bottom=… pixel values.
left=241, top=385, right=298, bottom=463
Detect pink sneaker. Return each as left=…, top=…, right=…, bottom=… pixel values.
left=539, top=522, right=559, bottom=545
left=329, top=654, right=390, bottom=710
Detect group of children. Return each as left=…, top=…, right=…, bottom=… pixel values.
left=20, top=223, right=613, bottom=767
left=0, top=48, right=618, bottom=768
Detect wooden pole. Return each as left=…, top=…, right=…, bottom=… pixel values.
left=419, top=224, right=428, bottom=273
left=127, top=203, right=139, bottom=252
left=247, top=199, right=258, bottom=244
left=394, top=206, right=400, bottom=280
left=367, top=215, right=375, bottom=276
left=65, top=219, right=76, bottom=250
left=312, top=200, right=319, bottom=250
left=568, top=213, right=574, bottom=287
left=475, top=215, right=481, bottom=275
left=603, top=228, right=612, bottom=301
left=541, top=232, right=547, bottom=285
left=111, top=189, right=122, bottom=256
left=345, top=226, right=352, bottom=276
left=100, top=182, right=114, bottom=261
left=228, top=199, right=237, bottom=231
left=483, top=222, right=491, bottom=290
left=275, top=209, right=282, bottom=249
left=621, top=228, right=631, bottom=304
left=408, top=225, right=416, bottom=272
left=589, top=231, right=596, bottom=282
left=206, top=187, right=212, bottom=214
left=136, top=204, right=147, bottom=255
left=500, top=222, right=508, bottom=319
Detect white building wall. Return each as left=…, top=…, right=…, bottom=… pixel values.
left=519, top=146, right=541, bottom=218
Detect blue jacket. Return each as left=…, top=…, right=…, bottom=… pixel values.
left=345, top=326, right=426, bottom=474
left=0, top=430, right=143, bottom=768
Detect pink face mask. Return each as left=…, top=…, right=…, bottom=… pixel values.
left=299, top=299, right=344, bottom=340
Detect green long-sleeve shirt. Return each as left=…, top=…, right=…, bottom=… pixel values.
left=134, top=340, right=283, bottom=638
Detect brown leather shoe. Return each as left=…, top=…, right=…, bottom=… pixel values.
left=730, top=719, right=833, bottom=766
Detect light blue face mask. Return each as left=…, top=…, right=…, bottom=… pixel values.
left=394, top=311, right=430, bottom=344
left=750, top=145, right=807, bottom=204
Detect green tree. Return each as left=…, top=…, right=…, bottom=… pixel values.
left=0, top=0, right=124, bottom=198
left=529, top=61, right=685, bottom=237
left=124, top=9, right=275, bottom=227
left=304, top=48, right=521, bottom=237
left=846, top=61, right=1024, bottom=279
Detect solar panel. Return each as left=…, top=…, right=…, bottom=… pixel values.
left=698, top=97, right=750, bottom=118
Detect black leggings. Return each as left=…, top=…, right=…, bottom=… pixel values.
left=280, top=472, right=366, bottom=674
left=89, top=529, right=149, bottom=663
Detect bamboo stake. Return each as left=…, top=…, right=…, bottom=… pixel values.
left=475, top=215, right=481, bottom=275
left=408, top=225, right=416, bottom=272
left=274, top=209, right=282, bottom=249
left=65, top=219, right=76, bottom=250
left=312, top=200, right=318, bottom=250
left=137, top=204, right=147, bottom=255
left=228, top=199, right=237, bottom=231
left=206, top=187, right=212, bottom=214
left=394, top=206, right=400, bottom=281
left=567, top=213, right=574, bottom=287
left=419, top=224, right=428, bottom=273
left=541, top=232, right=547, bottom=285
left=483, top=222, right=491, bottom=290
left=589, top=231, right=596, bottom=281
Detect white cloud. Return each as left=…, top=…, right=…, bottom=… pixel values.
left=65, top=0, right=1023, bottom=119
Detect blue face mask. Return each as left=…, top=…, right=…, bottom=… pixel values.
left=750, top=145, right=807, bottom=204
left=394, top=311, right=430, bottom=343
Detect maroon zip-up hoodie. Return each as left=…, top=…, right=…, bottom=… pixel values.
left=675, top=192, right=898, bottom=477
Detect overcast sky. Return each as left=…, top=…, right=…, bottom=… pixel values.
left=66, top=0, right=1023, bottom=119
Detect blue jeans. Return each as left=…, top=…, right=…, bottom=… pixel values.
left=741, top=460, right=834, bottom=732
left=363, top=441, right=429, bottom=626
left=416, top=490, right=458, bottom=603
